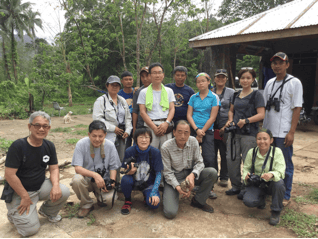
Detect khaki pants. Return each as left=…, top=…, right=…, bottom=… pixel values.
left=71, top=174, right=117, bottom=209
left=6, top=178, right=70, bottom=237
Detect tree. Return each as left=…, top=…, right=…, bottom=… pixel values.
left=0, top=0, right=32, bottom=82
left=26, top=9, right=43, bottom=50
left=218, top=0, right=293, bottom=24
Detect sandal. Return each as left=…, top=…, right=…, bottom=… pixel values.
left=121, top=201, right=132, bottom=215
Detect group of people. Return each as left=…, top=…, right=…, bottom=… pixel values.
left=2, top=51, right=303, bottom=236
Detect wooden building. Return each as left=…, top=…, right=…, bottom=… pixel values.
left=189, top=0, right=318, bottom=113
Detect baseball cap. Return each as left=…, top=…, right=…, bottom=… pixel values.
left=140, top=66, right=149, bottom=74
left=214, top=69, right=228, bottom=77
left=270, top=52, right=288, bottom=62
left=106, top=75, right=121, bottom=85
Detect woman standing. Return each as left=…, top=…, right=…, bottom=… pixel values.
left=225, top=68, right=265, bottom=196
left=93, top=75, right=132, bottom=182
left=212, top=69, right=235, bottom=188
left=187, top=72, right=220, bottom=198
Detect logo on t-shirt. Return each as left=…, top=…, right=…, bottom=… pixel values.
left=43, top=155, right=50, bottom=163
left=175, top=93, right=184, bottom=107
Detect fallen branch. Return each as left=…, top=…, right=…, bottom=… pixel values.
left=46, top=160, right=71, bottom=171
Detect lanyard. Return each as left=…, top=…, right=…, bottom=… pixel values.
left=269, top=74, right=289, bottom=101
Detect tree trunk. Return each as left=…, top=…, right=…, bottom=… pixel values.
left=41, top=90, right=45, bottom=109
left=11, top=27, right=18, bottom=83
left=2, top=39, right=11, bottom=81
left=68, top=81, right=73, bottom=107
left=119, top=13, right=127, bottom=71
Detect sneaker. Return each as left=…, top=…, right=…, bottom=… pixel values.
left=269, top=210, right=281, bottom=225
left=218, top=179, right=228, bottom=187
left=225, top=188, right=240, bottom=195
left=237, top=191, right=244, bottom=200
left=192, top=186, right=200, bottom=192
left=190, top=197, right=214, bottom=213
left=209, top=191, right=217, bottom=199
left=38, top=208, right=62, bottom=222
left=121, top=201, right=132, bottom=215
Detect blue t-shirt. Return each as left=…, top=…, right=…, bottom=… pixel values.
left=118, top=89, right=134, bottom=114
left=188, top=91, right=221, bottom=130
left=122, top=145, right=163, bottom=186
left=165, top=83, right=195, bottom=123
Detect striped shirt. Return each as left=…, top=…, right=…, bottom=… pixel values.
left=161, top=136, right=204, bottom=189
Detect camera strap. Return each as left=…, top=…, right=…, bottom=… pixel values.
left=90, top=140, right=106, bottom=172
left=251, top=146, right=276, bottom=175
left=269, top=75, right=294, bottom=102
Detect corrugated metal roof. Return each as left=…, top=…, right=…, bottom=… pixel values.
left=189, top=0, right=318, bottom=42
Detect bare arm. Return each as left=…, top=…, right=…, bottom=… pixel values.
left=132, top=113, right=138, bottom=135
left=202, top=106, right=219, bottom=133
left=187, top=105, right=197, bottom=130
left=285, top=107, right=301, bottom=147
left=49, top=164, right=62, bottom=202
left=237, top=107, right=265, bottom=129
left=5, top=167, right=32, bottom=215
left=227, top=104, right=234, bottom=125
left=158, top=102, right=175, bottom=133
left=139, top=104, right=157, bottom=131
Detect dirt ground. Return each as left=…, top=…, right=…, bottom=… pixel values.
left=0, top=114, right=318, bottom=238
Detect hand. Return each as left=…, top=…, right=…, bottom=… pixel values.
left=17, top=195, right=33, bottom=215
left=158, top=122, right=169, bottom=134
left=93, top=173, right=106, bottom=189
left=185, top=173, right=195, bottom=192
left=245, top=172, right=251, bottom=181
left=225, top=120, right=232, bottom=127
left=153, top=125, right=164, bottom=136
left=149, top=196, right=160, bottom=206
left=115, top=127, right=124, bottom=136
left=261, top=173, right=274, bottom=181
left=176, top=185, right=190, bottom=198
left=284, top=131, right=294, bottom=147
left=237, top=119, right=245, bottom=129
left=122, top=132, right=129, bottom=139
left=196, top=129, right=205, bottom=138
left=219, top=127, right=225, bottom=137
left=196, top=135, right=202, bottom=143
left=50, top=184, right=62, bottom=203
left=126, top=162, right=137, bottom=175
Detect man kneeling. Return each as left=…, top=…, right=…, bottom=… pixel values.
left=242, top=128, right=286, bottom=225
left=161, top=120, right=217, bottom=219
left=3, top=111, right=70, bottom=237
left=71, top=120, right=121, bottom=217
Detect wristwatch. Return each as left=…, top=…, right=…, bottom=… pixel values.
left=192, top=172, right=197, bottom=178
left=166, top=120, right=172, bottom=126
left=245, top=118, right=250, bottom=124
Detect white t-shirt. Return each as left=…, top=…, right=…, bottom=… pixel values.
left=263, top=74, right=303, bottom=138
left=137, top=86, right=176, bottom=120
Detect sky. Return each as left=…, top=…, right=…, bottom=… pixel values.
left=24, top=0, right=223, bottom=43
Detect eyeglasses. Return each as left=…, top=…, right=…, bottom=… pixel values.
left=241, top=67, right=254, bottom=70
left=137, top=136, right=151, bottom=140
left=216, top=69, right=227, bottom=73
left=150, top=71, right=163, bottom=75
left=30, top=123, right=50, bottom=130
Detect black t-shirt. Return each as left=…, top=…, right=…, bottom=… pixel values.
left=5, top=137, right=58, bottom=191
left=232, top=90, right=265, bottom=137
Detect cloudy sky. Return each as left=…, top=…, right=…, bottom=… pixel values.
left=24, top=0, right=223, bottom=43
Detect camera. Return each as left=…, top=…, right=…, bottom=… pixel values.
left=104, top=178, right=116, bottom=191
left=241, top=123, right=250, bottom=135
left=265, top=97, right=280, bottom=112
left=117, top=123, right=126, bottom=139
left=224, top=122, right=237, bottom=133
left=121, top=156, right=139, bottom=174
left=247, top=174, right=267, bottom=189
left=91, top=167, right=106, bottom=183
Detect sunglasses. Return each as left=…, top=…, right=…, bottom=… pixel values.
left=216, top=69, right=227, bottom=74
left=241, top=67, right=254, bottom=70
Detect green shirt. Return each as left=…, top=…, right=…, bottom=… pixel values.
left=243, top=146, right=286, bottom=184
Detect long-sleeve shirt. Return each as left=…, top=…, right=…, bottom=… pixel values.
left=242, top=146, right=286, bottom=184
left=161, top=136, right=204, bottom=189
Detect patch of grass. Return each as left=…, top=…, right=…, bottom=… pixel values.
left=280, top=209, right=318, bottom=238
left=51, top=127, right=72, bottom=133
left=0, top=137, right=14, bottom=151
left=87, top=213, right=96, bottom=226
left=295, top=187, right=318, bottom=204
left=73, top=124, right=88, bottom=128
left=72, top=130, right=87, bottom=136
left=63, top=203, right=81, bottom=219
left=66, top=138, right=80, bottom=144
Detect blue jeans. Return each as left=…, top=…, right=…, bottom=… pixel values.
left=121, top=175, right=160, bottom=209
left=273, top=137, right=293, bottom=200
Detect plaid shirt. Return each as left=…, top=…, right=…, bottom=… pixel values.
left=161, top=136, right=204, bottom=189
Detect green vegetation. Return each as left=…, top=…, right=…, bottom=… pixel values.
left=63, top=203, right=80, bottom=219
left=73, top=124, right=88, bottom=128
left=87, top=214, right=96, bottom=226
left=51, top=127, right=72, bottom=133
left=280, top=209, right=318, bottom=238
left=66, top=138, right=80, bottom=144
left=72, top=130, right=87, bottom=136
left=0, top=137, right=14, bottom=151
left=295, top=187, right=318, bottom=204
